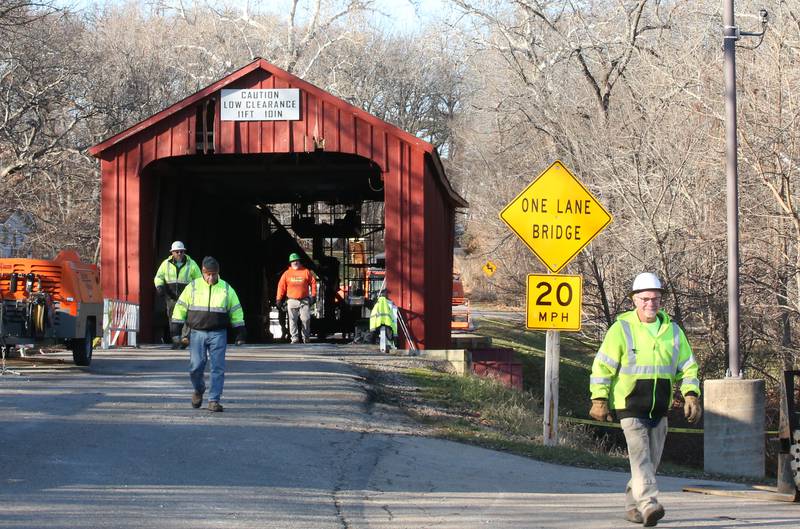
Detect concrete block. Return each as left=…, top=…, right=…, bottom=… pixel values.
left=417, top=349, right=471, bottom=375
left=704, top=378, right=765, bottom=479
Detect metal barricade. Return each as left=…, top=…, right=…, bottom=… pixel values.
left=101, top=299, right=139, bottom=349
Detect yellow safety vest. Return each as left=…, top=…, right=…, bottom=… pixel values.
left=370, top=297, right=397, bottom=334
left=172, top=278, right=245, bottom=331
left=590, top=309, right=700, bottom=420
left=154, top=255, right=201, bottom=289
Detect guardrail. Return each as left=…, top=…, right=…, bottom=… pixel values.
left=101, top=299, right=139, bottom=349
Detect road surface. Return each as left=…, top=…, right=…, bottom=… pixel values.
left=0, top=345, right=796, bottom=528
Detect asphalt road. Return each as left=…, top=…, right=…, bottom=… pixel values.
left=0, top=345, right=796, bottom=528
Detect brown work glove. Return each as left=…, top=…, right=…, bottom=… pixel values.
left=684, top=395, right=702, bottom=423
left=589, top=399, right=613, bottom=422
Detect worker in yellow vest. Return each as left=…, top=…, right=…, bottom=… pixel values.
left=153, top=240, right=201, bottom=348
left=172, top=256, right=245, bottom=413
left=589, top=272, right=701, bottom=527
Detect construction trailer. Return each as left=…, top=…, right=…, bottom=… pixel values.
left=0, top=251, right=103, bottom=365
left=89, top=58, right=467, bottom=348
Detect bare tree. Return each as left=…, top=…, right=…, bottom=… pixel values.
left=0, top=4, right=101, bottom=258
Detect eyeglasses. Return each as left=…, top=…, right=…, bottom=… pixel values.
left=635, top=296, right=662, bottom=304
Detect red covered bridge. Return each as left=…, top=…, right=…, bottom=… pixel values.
left=89, top=58, right=466, bottom=348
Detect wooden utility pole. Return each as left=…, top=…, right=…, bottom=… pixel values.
left=543, top=329, right=560, bottom=446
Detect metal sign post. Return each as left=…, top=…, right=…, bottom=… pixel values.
left=500, top=161, right=611, bottom=446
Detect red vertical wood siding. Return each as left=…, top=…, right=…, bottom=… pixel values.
left=92, top=59, right=463, bottom=349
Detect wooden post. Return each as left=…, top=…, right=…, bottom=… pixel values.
left=543, top=329, right=560, bottom=446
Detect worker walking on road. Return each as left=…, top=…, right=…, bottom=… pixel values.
left=154, top=241, right=201, bottom=349
left=171, top=256, right=245, bottom=413
left=276, top=252, right=317, bottom=344
left=369, top=289, right=397, bottom=352
left=589, top=272, right=701, bottom=527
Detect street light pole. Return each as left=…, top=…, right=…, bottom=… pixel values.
left=723, top=0, right=741, bottom=378
left=705, top=1, right=771, bottom=481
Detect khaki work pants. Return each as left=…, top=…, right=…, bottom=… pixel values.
left=621, top=416, right=668, bottom=513
left=287, top=298, right=311, bottom=343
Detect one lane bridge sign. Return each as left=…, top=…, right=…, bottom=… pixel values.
left=499, top=161, right=612, bottom=272
left=526, top=274, right=582, bottom=331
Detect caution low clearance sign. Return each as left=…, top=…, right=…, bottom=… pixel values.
left=499, top=161, right=612, bottom=273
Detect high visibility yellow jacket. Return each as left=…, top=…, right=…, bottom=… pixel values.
left=153, top=255, right=201, bottom=298
left=172, top=278, right=245, bottom=331
left=590, top=309, right=700, bottom=420
left=369, top=296, right=397, bottom=334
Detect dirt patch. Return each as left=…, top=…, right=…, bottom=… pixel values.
left=343, top=351, right=466, bottom=426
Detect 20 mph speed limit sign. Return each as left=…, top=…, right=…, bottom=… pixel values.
left=526, top=275, right=582, bottom=331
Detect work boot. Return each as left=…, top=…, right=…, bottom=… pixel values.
left=625, top=509, right=643, bottom=524
left=642, top=503, right=664, bottom=527
left=208, top=401, right=223, bottom=412
left=191, top=390, right=203, bottom=409
left=291, top=338, right=300, bottom=344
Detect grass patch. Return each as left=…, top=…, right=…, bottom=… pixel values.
left=406, top=367, right=544, bottom=437
left=474, top=318, right=597, bottom=415
left=398, top=366, right=636, bottom=472
left=389, top=364, right=752, bottom=481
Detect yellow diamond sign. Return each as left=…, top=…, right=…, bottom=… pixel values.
left=482, top=260, right=497, bottom=278
left=500, top=161, right=612, bottom=273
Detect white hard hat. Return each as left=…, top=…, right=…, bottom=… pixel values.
left=630, top=272, right=663, bottom=295
left=170, top=241, right=186, bottom=252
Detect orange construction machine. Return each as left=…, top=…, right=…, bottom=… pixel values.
left=451, top=272, right=474, bottom=332
left=0, top=250, right=102, bottom=366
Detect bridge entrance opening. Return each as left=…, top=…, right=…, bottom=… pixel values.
left=144, top=152, right=386, bottom=343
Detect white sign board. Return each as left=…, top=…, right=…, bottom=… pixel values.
left=220, top=89, right=301, bottom=121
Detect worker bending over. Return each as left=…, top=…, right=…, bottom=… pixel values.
left=153, top=240, right=201, bottom=348
left=276, top=252, right=317, bottom=344
left=172, top=256, right=245, bottom=412
left=589, top=272, right=701, bottom=527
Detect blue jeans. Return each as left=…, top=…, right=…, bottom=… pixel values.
left=189, top=328, right=227, bottom=402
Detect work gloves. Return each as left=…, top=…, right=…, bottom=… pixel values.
left=684, top=395, right=702, bottom=423
left=589, top=398, right=614, bottom=422
left=235, top=327, right=246, bottom=346
left=276, top=299, right=287, bottom=311
left=157, top=285, right=177, bottom=300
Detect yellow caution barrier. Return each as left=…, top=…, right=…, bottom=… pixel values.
left=560, top=416, right=778, bottom=435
